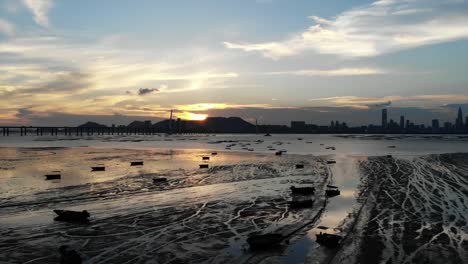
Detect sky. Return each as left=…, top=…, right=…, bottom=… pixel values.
left=1, top=0, right=468, bottom=126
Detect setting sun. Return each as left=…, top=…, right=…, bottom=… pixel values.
left=178, top=112, right=208, bottom=121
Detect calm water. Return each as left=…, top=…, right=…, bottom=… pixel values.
left=1, top=134, right=467, bottom=156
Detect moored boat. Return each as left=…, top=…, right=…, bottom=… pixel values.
left=288, top=199, right=314, bottom=208
left=316, top=232, right=342, bottom=248
left=45, top=171, right=61, bottom=180
left=91, top=165, right=105, bottom=171
left=54, top=210, right=90, bottom=223
left=130, top=161, right=144, bottom=166
left=247, top=233, right=283, bottom=250
left=290, top=186, right=315, bottom=194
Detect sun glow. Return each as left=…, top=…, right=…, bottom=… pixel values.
left=178, top=112, right=208, bottom=121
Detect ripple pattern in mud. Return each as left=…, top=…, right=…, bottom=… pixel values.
left=357, top=153, right=468, bottom=264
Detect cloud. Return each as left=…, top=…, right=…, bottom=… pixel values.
left=224, top=0, right=468, bottom=58
left=15, top=107, right=33, bottom=118
left=265, top=68, right=386, bottom=76
left=367, top=101, right=392, bottom=108
left=308, top=94, right=468, bottom=109
left=22, top=0, right=53, bottom=27
left=138, top=88, right=159, bottom=95
left=19, top=71, right=92, bottom=94
left=0, top=18, right=15, bottom=36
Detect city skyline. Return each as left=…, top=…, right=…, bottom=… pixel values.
left=2, top=106, right=466, bottom=135
left=1, top=0, right=468, bottom=125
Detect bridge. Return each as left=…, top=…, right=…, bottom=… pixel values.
left=0, top=126, right=165, bottom=136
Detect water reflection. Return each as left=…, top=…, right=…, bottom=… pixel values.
left=281, top=154, right=363, bottom=263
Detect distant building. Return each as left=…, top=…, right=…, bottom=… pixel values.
left=466, top=117, right=468, bottom=129
left=291, top=121, right=306, bottom=130
left=444, top=122, right=452, bottom=130
left=400, top=116, right=405, bottom=129
left=432, top=119, right=439, bottom=129
left=382, top=109, right=388, bottom=129
left=456, top=107, right=463, bottom=130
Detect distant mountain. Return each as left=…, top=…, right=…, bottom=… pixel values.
left=152, top=116, right=255, bottom=133
left=77, top=121, right=107, bottom=128
left=127, top=120, right=152, bottom=128
left=198, top=117, right=255, bottom=133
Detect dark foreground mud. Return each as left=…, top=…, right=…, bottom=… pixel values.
left=0, top=148, right=330, bottom=263
left=339, top=153, right=468, bottom=264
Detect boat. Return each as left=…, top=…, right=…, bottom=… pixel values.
left=325, top=189, right=340, bottom=197
left=327, top=160, right=336, bottom=164
left=211, top=152, right=218, bottom=155
left=264, top=133, right=271, bottom=136
left=288, top=199, right=314, bottom=208
left=290, top=186, right=315, bottom=194
left=247, top=233, right=283, bottom=250
left=130, top=161, right=144, bottom=166
left=295, top=164, right=304, bottom=169
left=386, top=155, right=393, bottom=158
left=54, top=210, right=90, bottom=223
left=91, top=165, right=105, bottom=171
left=202, top=156, right=210, bottom=160
left=275, top=151, right=283, bottom=156
left=199, top=164, right=209, bottom=169
left=153, top=177, right=167, bottom=183
left=326, top=184, right=339, bottom=189
left=388, top=146, right=396, bottom=148
left=316, top=232, right=342, bottom=248
left=45, top=171, right=61, bottom=180
left=59, top=245, right=82, bottom=264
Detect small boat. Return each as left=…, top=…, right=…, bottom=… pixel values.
left=248, top=149, right=254, bottom=151
left=326, top=184, right=339, bottom=189
left=225, top=147, right=231, bottom=150
left=91, top=165, right=105, bottom=171
left=316, top=232, right=342, bottom=248
left=202, top=156, right=210, bottom=160
left=153, top=177, right=167, bottom=183
left=388, top=146, right=396, bottom=148
left=386, top=155, right=393, bottom=158
left=288, top=199, right=314, bottom=208
left=297, top=138, right=303, bottom=140
left=130, top=161, right=144, bottom=166
left=327, top=160, right=336, bottom=164
left=45, top=171, right=61, bottom=180
left=54, top=210, right=90, bottom=223
left=290, top=186, right=315, bottom=195
left=247, top=233, right=283, bottom=250
left=211, top=152, right=218, bottom=155
left=199, top=164, right=209, bottom=169
left=59, top=245, right=82, bottom=264
left=264, top=133, right=272, bottom=137
left=275, top=151, right=283, bottom=156
left=295, top=164, right=304, bottom=169
left=326, top=189, right=340, bottom=197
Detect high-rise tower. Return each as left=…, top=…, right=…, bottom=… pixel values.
left=382, top=109, right=388, bottom=129
left=456, top=107, right=463, bottom=129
